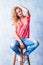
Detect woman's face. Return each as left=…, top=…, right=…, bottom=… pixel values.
left=16, top=8, right=23, bottom=18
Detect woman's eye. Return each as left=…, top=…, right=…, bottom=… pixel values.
left=16, top=10, right=21, bottom=14
left=19, top=11, right=20, bottom=12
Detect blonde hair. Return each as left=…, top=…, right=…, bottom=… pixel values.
left=11, top=6, right=22, bottom=23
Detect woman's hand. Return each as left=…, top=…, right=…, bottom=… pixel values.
left=20, top=42, right=25, bottom=49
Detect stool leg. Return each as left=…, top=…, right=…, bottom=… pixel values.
left=27, top=55, right=30, bottom=65
left=20, top=50, right=23, bottom=65
left=13, top=54, right=16, bottom=65
left=20, top=60, right=23, bottom=65
left=26, top=47, right=30, bottom=65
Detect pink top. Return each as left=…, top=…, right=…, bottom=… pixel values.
left=16, top=16, right=30, bottom=38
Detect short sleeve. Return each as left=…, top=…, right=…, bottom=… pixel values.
left=26, top=15, right=31, bottom=22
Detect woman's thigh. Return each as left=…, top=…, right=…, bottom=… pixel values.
left=21, top=38, right=35, bottom=46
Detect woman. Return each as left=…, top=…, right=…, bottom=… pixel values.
left=10, top=5, right=39, bottom=65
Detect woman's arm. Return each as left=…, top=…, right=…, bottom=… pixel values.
left=17, top=5, right=31, bottom=17
left=12, top=22, right=25, bottom=49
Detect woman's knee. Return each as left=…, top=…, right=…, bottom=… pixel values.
left=10, top=39, right=19, bottom=49
left=33, top=41, right=39, bottom=48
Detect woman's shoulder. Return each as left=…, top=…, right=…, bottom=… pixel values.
left=24, top=15, right=31, bottom=22
left=13, top=21, right=21, bottom=28
left=23, top=15, right=30, bottom=19
left=12, top=20, right=18, bottom=28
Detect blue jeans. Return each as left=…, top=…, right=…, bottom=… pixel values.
left=10, top=38, right=39, bottom=55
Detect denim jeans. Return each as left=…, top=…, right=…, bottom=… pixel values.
left=10, top=38, right=39, bottom=55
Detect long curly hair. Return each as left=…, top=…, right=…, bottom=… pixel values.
left=11, top=6, right=22, bottom=23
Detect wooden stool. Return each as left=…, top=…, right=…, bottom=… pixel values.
left=13, top=48, right=30, bottom=65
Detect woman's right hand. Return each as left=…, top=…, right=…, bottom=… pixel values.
left=20, top=42, right=25, bottom=49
